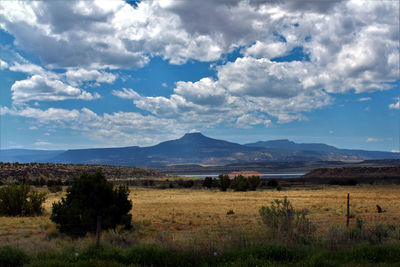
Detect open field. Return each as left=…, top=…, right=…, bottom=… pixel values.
left=1, top=184, right=400, bottom=252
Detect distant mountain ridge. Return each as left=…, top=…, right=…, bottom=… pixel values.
left=1, top=132, right=399, bottom=166
left=0, top=149, right=65, bottom=163
left=245, top=139, right=338, bottom=152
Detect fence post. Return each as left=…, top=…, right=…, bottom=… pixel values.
left=346, top=193, right=350, bottom=227
left=96, top=215, right=102, bottom=247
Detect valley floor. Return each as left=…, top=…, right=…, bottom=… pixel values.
left=1, top=184, right=400, bottom=252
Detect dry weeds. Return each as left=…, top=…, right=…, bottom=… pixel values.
left=1, top=184, right=399, bottom=252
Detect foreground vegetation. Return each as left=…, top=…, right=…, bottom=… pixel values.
left=3, top=242, right=400, bottom=267
left=1, top=183, right=400, bottom=266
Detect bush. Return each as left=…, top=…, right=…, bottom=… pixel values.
left=202, top=177, right=213, bottom=189
left=328, top=178, right=358, bottom=186
left=0, top=184, right=46, bottom=216
left=218, top=174, right=231, bottom=192
left=259, top=196, right=315, bottom=243
left=48, top=185, right=62, bottom=193
left=212, top=178, right=219, bottom=188
left=266, top=179, right=279, bottom=188
left=231, top=175, right=249, bottom=192
left=248, top=176, right=260, bottom=191
left=182, top=180, right=194, bottom=188
left=50, top=171, right=132, bottom=237
left=0, top=246, right=28, bottom=267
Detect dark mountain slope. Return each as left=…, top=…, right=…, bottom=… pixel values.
left=2, top=133, right=399, bottom=166
left=0, top=149, right=65, bottom=163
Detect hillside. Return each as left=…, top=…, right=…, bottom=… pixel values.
left=52, top=133, right=400, bottom=166
left=0, top=162, right=165, bottom=183
left=1, top=133, right=399, bottom=166
left=304, top=166, right=400, bottom=178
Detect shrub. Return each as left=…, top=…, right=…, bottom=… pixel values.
left=141, top=180, right=154, bottom=187
left=328, top=178, right=358, bottom=186
left=0, top=246, right=28, bottom=267
left=231, top=175, right=249, bottom=192
left=202, top=177, right=213, bottom=189
left=227, top=209, right=235, bottom=215
left=218, top=174, right=231, bottom=192
left=266, top=179, right=279, bottom=188
left=182, top=180, right=194, bottom=188
left=212, top=178, right=219, bottom=188
left=259, top=196, right=315, bottom=243
left=248, top=176, right=260, bottom=191
left=50, top=171, right=132, bottom=237
left=48, top=185, right=62, bottom=193
left=0, top=184, right=46, bottom=216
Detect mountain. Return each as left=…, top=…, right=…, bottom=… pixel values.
left=51, top=133, right=400, bottom=166
left=52, top=132, right=265, bottom=166
left=0, top=149, right=65, bottom=163
left=1, top=133, right=399, bottom=166
left=245, top=139, right=338, bottom=152
left=245, top=139, right=397, bottom=160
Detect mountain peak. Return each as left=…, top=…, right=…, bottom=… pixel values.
left=182, top=132, right=205, bottom=138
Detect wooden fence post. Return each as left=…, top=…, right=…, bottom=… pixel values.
left=346, top=193, right=350, bottom=227
left=96, top=215, right=102, bottom=247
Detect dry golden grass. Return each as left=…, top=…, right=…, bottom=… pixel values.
left=130, top=184, right=400, bottom=235
left=1, top=184, right=400, bottom=252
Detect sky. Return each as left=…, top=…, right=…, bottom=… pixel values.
left=0, top=0, right=399, bottom=152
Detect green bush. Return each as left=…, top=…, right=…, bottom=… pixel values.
left=231, top=175, right=249, bottom=192
left=248, top=176, right=260, bottom=191
left=0, top=246, right=28, bottom=267
left=202, top=177, right=213, bottom=189
left=182, top=180, right=194, bottom=188
left=259, top=196, right=315, bottom=243
left=48, top=185, right=62, bottom=193
left=125, top=246, right=193, bottom=267
left=218, top=174, right=231, bottom=192
left=328, top=178, right=358, bottom=186
left=0, top=184, right=46, bottom=216
left=266, top=179, right=279, bottom=188
left=50, top=171, right=132, bottom=237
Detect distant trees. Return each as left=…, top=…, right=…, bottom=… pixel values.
left=248, top=176, right=261, bottom=191
left=218, top=174, right=231, bottom=191
left=50, top=171, right=132, bottom=237
left=0, top=184, right=46, bottom=216
left=231, top=175, right=249, bottom=191
left=202, top=177, right=213, bottom=189
left=203, top=174, right=262, bottom=192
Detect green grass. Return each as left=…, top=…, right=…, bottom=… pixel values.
left=3, top=242, right=400, bottom=267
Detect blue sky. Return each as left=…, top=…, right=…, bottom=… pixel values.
left=0, top=0, right=399, bottom=152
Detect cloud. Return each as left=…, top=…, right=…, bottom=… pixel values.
left=8, top=61, right=108, bottom=104
left=2, top=105, right=187, bottom=147
left=0, top=59, right=8, bottom=70
left=34, top=141, right=52, bottom=147
left=389, top=99, right=400, bottom=110
left=11, top=75, right=100, bottom=104
left=358, top=97, right=371, bottom=102
left=0, top=0, right=398, bottom=134
left=112, top=88, right=140, bottom=99
left=236, top=114, right=272, bottom=129
left=122, top=57, right=331, bottom=125
left=366, top=137, right=392, bottom=142
left=66, top=68, right=117, bottom=86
